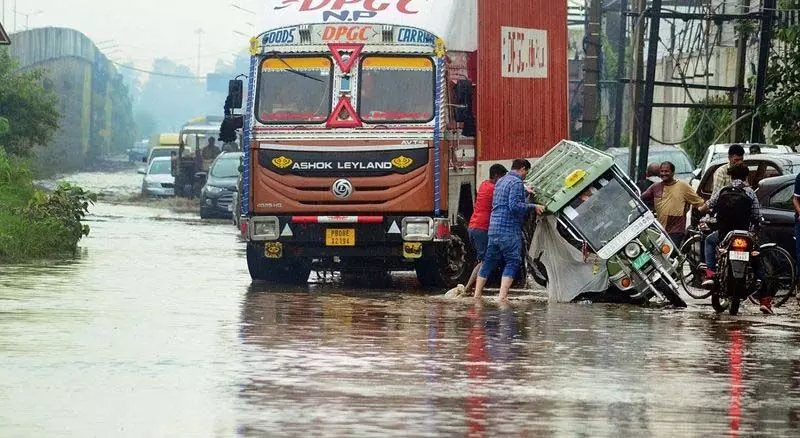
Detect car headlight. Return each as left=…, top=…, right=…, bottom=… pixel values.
left=624, top=242, right=642, bottom=259
left=146, top=181, right=162, bottom=188
left=204, top=185, right=224, bottom=195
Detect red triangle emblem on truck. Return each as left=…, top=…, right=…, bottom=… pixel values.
left=328, top=43, right=363, bottom=74
left=0, top=21, right=10, bottom=45
left=327, top=96, right=362, bottom=128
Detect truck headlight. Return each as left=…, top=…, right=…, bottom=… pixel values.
left=402, top=217, right=434, bottom=241
left=624, top=242, right=642, bottom=259
left=250, top=217, right=280, bottom=241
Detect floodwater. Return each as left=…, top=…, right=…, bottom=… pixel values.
left=2, top=169, right=800, bottom=437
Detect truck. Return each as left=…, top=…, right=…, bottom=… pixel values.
left=228, top=0, right=569, bottom=286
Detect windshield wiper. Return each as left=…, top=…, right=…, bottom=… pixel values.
left=267, top=51, right=323, bottom=83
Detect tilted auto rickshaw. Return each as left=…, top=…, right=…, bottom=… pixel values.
left=526, top=140, right=687, bottom=307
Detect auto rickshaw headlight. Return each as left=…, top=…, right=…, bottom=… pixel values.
left=624, top=242, right=642, bottom=259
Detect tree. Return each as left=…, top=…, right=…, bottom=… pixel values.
left=759, top=0, right=800, bottom=146
left=681, top=95, right=734, bottom=165
left=0, top=49, right=61, bottom=157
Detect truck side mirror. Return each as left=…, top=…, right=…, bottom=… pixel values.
left=228, top=79, right=244, bottom=109
left=453, top=80, right=476, bottom=137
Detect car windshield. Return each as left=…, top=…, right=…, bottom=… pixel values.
left=614, top=149, right=694, bottom=174
left=562, top=174, right=645, bottom=251
left=359, top=56, right=434, bottom=123
left=257, top=56, right=332, bottom=124
left=148, top=160, right=171, bottom=175
left=211, top=156, right=241, bottom=178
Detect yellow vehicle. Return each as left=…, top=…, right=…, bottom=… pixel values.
left=143, top=133, right=181, bottom=164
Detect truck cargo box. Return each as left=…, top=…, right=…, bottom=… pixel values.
left=475, top=0, right=569, bottom=162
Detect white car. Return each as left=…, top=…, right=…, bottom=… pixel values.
left=139, top=156, right=175, bottom=197
left=693, top=143, right=794, bottom=184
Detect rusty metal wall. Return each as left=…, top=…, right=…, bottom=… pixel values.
left=477, top=0, right=569, bottom=161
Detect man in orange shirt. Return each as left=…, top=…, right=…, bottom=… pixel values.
left=464, top=164, right=507, bottom=292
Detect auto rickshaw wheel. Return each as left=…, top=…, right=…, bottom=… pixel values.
left=654, top=278, right=687, bottom=308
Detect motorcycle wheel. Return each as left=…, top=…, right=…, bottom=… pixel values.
left=723, top=270, right=744, bottom=316
left=711, top=283, right=730, bottom=314
left=654, top=278, right=687, bottom=308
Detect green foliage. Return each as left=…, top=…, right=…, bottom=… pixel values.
left=0, top=49, right=61, bottom=157
left=0, top=149, right=95, bottom=263
left=681, top=95, right=735, bottom=165
left=759, top=1, right=800, bottom=146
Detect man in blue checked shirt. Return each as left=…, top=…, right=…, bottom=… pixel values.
left=474, top=159, right=545, bottom=301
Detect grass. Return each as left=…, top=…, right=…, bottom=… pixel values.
left=0, top=150, right=91, bottom=263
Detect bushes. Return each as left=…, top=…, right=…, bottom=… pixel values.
left=0, top=149, right=96, bottom=262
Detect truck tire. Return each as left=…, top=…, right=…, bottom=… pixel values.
left=246, top=244, right=311, bottom=284
left=415, top=225, right=472, bottom=289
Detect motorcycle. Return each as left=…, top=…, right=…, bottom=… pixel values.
left=711, top=230, right=761, bottom=315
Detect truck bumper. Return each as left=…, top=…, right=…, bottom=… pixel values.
left=246, top=215, right=450, bottom=261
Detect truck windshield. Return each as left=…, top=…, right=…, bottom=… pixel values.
left=257, top=57, right=332, bottom=124
left=358, top=56, right=434, bottom=123
left=562, top=175, right=645, bottom=251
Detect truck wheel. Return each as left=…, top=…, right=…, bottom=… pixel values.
left=415, top=226, right=472, bottom=289
left=246, top=244, right=270, bottom=281
left=246, top=244, right=311, bottom=284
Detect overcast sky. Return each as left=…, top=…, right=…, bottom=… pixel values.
left=1, top=0, right=258, bottom=75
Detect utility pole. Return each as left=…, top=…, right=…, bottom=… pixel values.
left=731, top=0, right=751, bottom=142
left=751, top=0, right=777, bottom=143
left=581, top=0, right=601, bottom=142
left=628, top=0, right=646, bottom=178
left=194, top=28, right=205, bottom=77
left=637, top=0, right=663, bottom=180
left=613, top=0, right=628, bottom=150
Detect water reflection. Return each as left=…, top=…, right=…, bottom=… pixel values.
left=236, top=293, right=800, bottom=437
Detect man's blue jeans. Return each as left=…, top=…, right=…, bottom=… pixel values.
left=704, top=231, right=720, bottom=272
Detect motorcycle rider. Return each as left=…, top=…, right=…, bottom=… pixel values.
left=698, top=163, right=772, bottom=313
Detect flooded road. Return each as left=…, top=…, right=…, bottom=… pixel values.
left=2, top=170, right=800, bottom=437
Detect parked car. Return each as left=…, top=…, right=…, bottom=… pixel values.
left=692, top=143, right=794, bottom=187
left=756, top=174, right=797, bottom=257
left=604, top=146, right=695, bottom=182
left=691, top=154, right=800, bottom=228
left=695, top=154, right=800, bottom=200
left=200, top=152, right=243, bottom=219
left=139, top=156, right=175, bottom=197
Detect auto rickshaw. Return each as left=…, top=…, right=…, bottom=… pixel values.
left=526, top=140, right=686, bottom=307
left=174, top=120, right=223, bottom=198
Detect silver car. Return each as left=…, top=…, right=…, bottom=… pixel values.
left=140, top=156, right=175, bottom=197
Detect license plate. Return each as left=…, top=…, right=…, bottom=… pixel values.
left=326, top=229, right=355, bottom=246
left=632, top=252, right=652, bottom=270
left=729, top=251, right=750, bottom=261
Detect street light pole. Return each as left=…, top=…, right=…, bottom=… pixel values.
left=194, top=28, right=205, bottom=77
